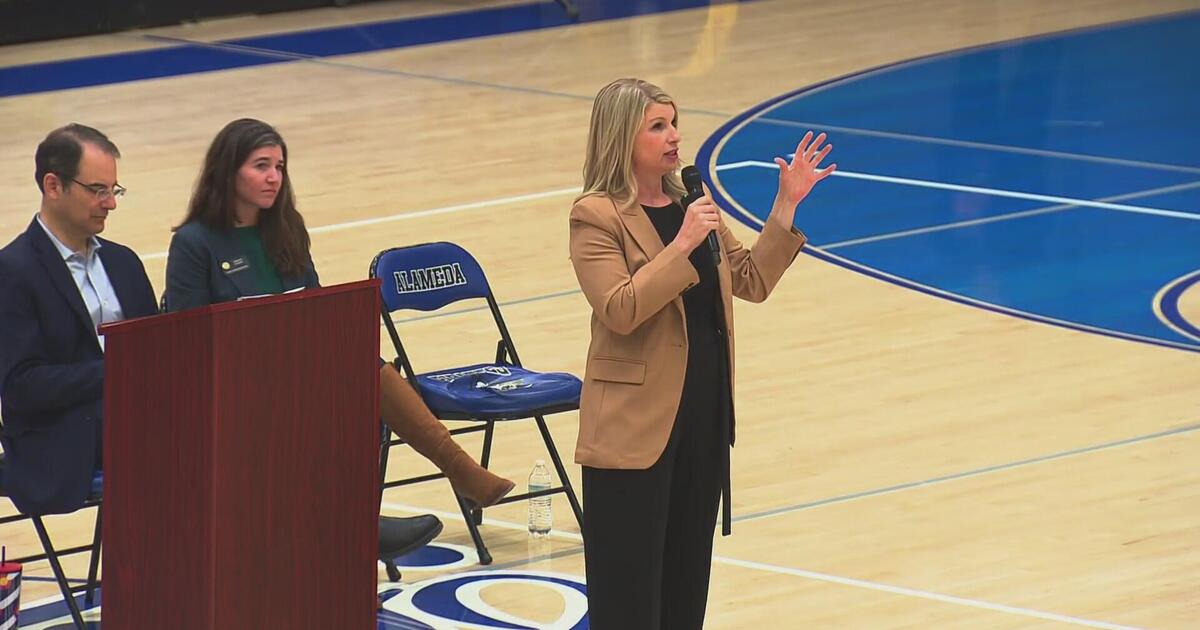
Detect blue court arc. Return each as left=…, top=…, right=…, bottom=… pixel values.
left=696, top=10, right=1200, bottom=352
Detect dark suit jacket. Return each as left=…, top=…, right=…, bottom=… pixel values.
left=0, top=217, right=157, bottom=514
left=164, top=221, right=319, bottom=312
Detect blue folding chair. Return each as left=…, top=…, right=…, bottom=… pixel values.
left=0, top=444, right=102, bottom=629
left=370, top=242, right=584, bottom=564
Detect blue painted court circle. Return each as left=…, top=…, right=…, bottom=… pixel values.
left=697, top=11, right=1200, bottom=352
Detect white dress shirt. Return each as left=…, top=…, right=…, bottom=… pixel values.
left=36, top=214, right=125, bottom=350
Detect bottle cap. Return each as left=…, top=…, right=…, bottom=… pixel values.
left=536, top=459, right=546, bottom=466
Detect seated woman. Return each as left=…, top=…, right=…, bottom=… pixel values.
left=164, top=118, right=516, bottom=512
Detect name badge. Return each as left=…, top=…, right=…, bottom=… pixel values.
left=220, top=257, right=250, bottom=274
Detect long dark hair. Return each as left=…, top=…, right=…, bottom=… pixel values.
left=176, top=118, right=310, bottom=276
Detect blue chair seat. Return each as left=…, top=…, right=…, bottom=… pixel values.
left=415, top=363, right=581, bottom=420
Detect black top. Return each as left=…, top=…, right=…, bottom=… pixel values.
left=642, top=202, right=724, bottom=349
left=643, top=201, right=735, bottom=536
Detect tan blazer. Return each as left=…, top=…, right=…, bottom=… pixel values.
left=568, top=194, right=806, bottom=469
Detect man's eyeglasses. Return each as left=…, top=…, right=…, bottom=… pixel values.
left=70, top=177, right=127, bottom=201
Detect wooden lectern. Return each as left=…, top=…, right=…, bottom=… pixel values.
left=99, top=279, right=381, bottom=629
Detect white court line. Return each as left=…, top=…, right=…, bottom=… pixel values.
left=305, top=187, right=579, bottom=234
left=716, top=160, right=1200, bottom=220
left=714, top=556, right=1143, bottom=630
left=378, top=502, right=1140, bottom=629
left=138, top=163, right=1197, bottom=264
left=820, top=179, right=1200, bottom=249
left=139, top=186, right=579, bottom=261
left=754, top=117, right=1200, bottom=176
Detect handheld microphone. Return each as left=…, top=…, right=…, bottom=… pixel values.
left=681, top=165, right=720, bottom=267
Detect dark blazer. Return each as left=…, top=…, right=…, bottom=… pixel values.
left=0, top=217, right=157, bottom=515
left=164, top=221, right=320, bottom=312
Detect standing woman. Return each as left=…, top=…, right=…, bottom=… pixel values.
left=164, top=119, right=515, bottom=514
left=568, top=79, right=835, bottom=629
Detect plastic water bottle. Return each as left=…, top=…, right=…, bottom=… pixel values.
left=527, top=460, right=553, bottom=537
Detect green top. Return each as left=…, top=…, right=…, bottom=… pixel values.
left=233, top=226, right=284, bottom=295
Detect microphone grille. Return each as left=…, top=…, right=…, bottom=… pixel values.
left=681, top=165, right=702, bottom=189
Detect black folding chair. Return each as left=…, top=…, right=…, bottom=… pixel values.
left=0, top=447, right=101, bottom=629
left=370, top=242, right=583, bottom=566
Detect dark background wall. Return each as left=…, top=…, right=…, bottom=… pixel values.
left=0, top=0, right=371, bottom=46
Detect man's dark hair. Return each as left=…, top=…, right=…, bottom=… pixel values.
left=34, top=124, right=121, bottom=193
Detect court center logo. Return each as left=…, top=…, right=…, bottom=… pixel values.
left=381, top=570, right=589, bottom=630
left=21, top=543, right=589, bottom=628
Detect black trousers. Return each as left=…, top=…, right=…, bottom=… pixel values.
left=582, top=338, right=725, bottom=630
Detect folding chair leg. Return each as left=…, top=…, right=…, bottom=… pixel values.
left=85, top=505, right=102, bottom=605
left=534, top=415, right=584, bottom=527
left=379, top=425, right=393, bottom=488
left=479, top=421, right=495, bottom=470
left=379, top=424, right=405, bottom=584
left=470, top=422, right=497, bottom=525
left=31, top=516, right=89, bottom=630
left=458, top=497, right=492, bottom=565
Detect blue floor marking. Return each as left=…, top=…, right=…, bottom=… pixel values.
left=699, top=11, right=1200, bottom=351
left=0, top=0, right=757, bottom=98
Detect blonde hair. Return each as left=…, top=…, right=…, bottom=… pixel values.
left=578, top=78, right=686, bottom=208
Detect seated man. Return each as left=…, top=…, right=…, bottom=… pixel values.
left=0, top=126, right=439, bottom=565
left=0, top=124, right=157, bottom=515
